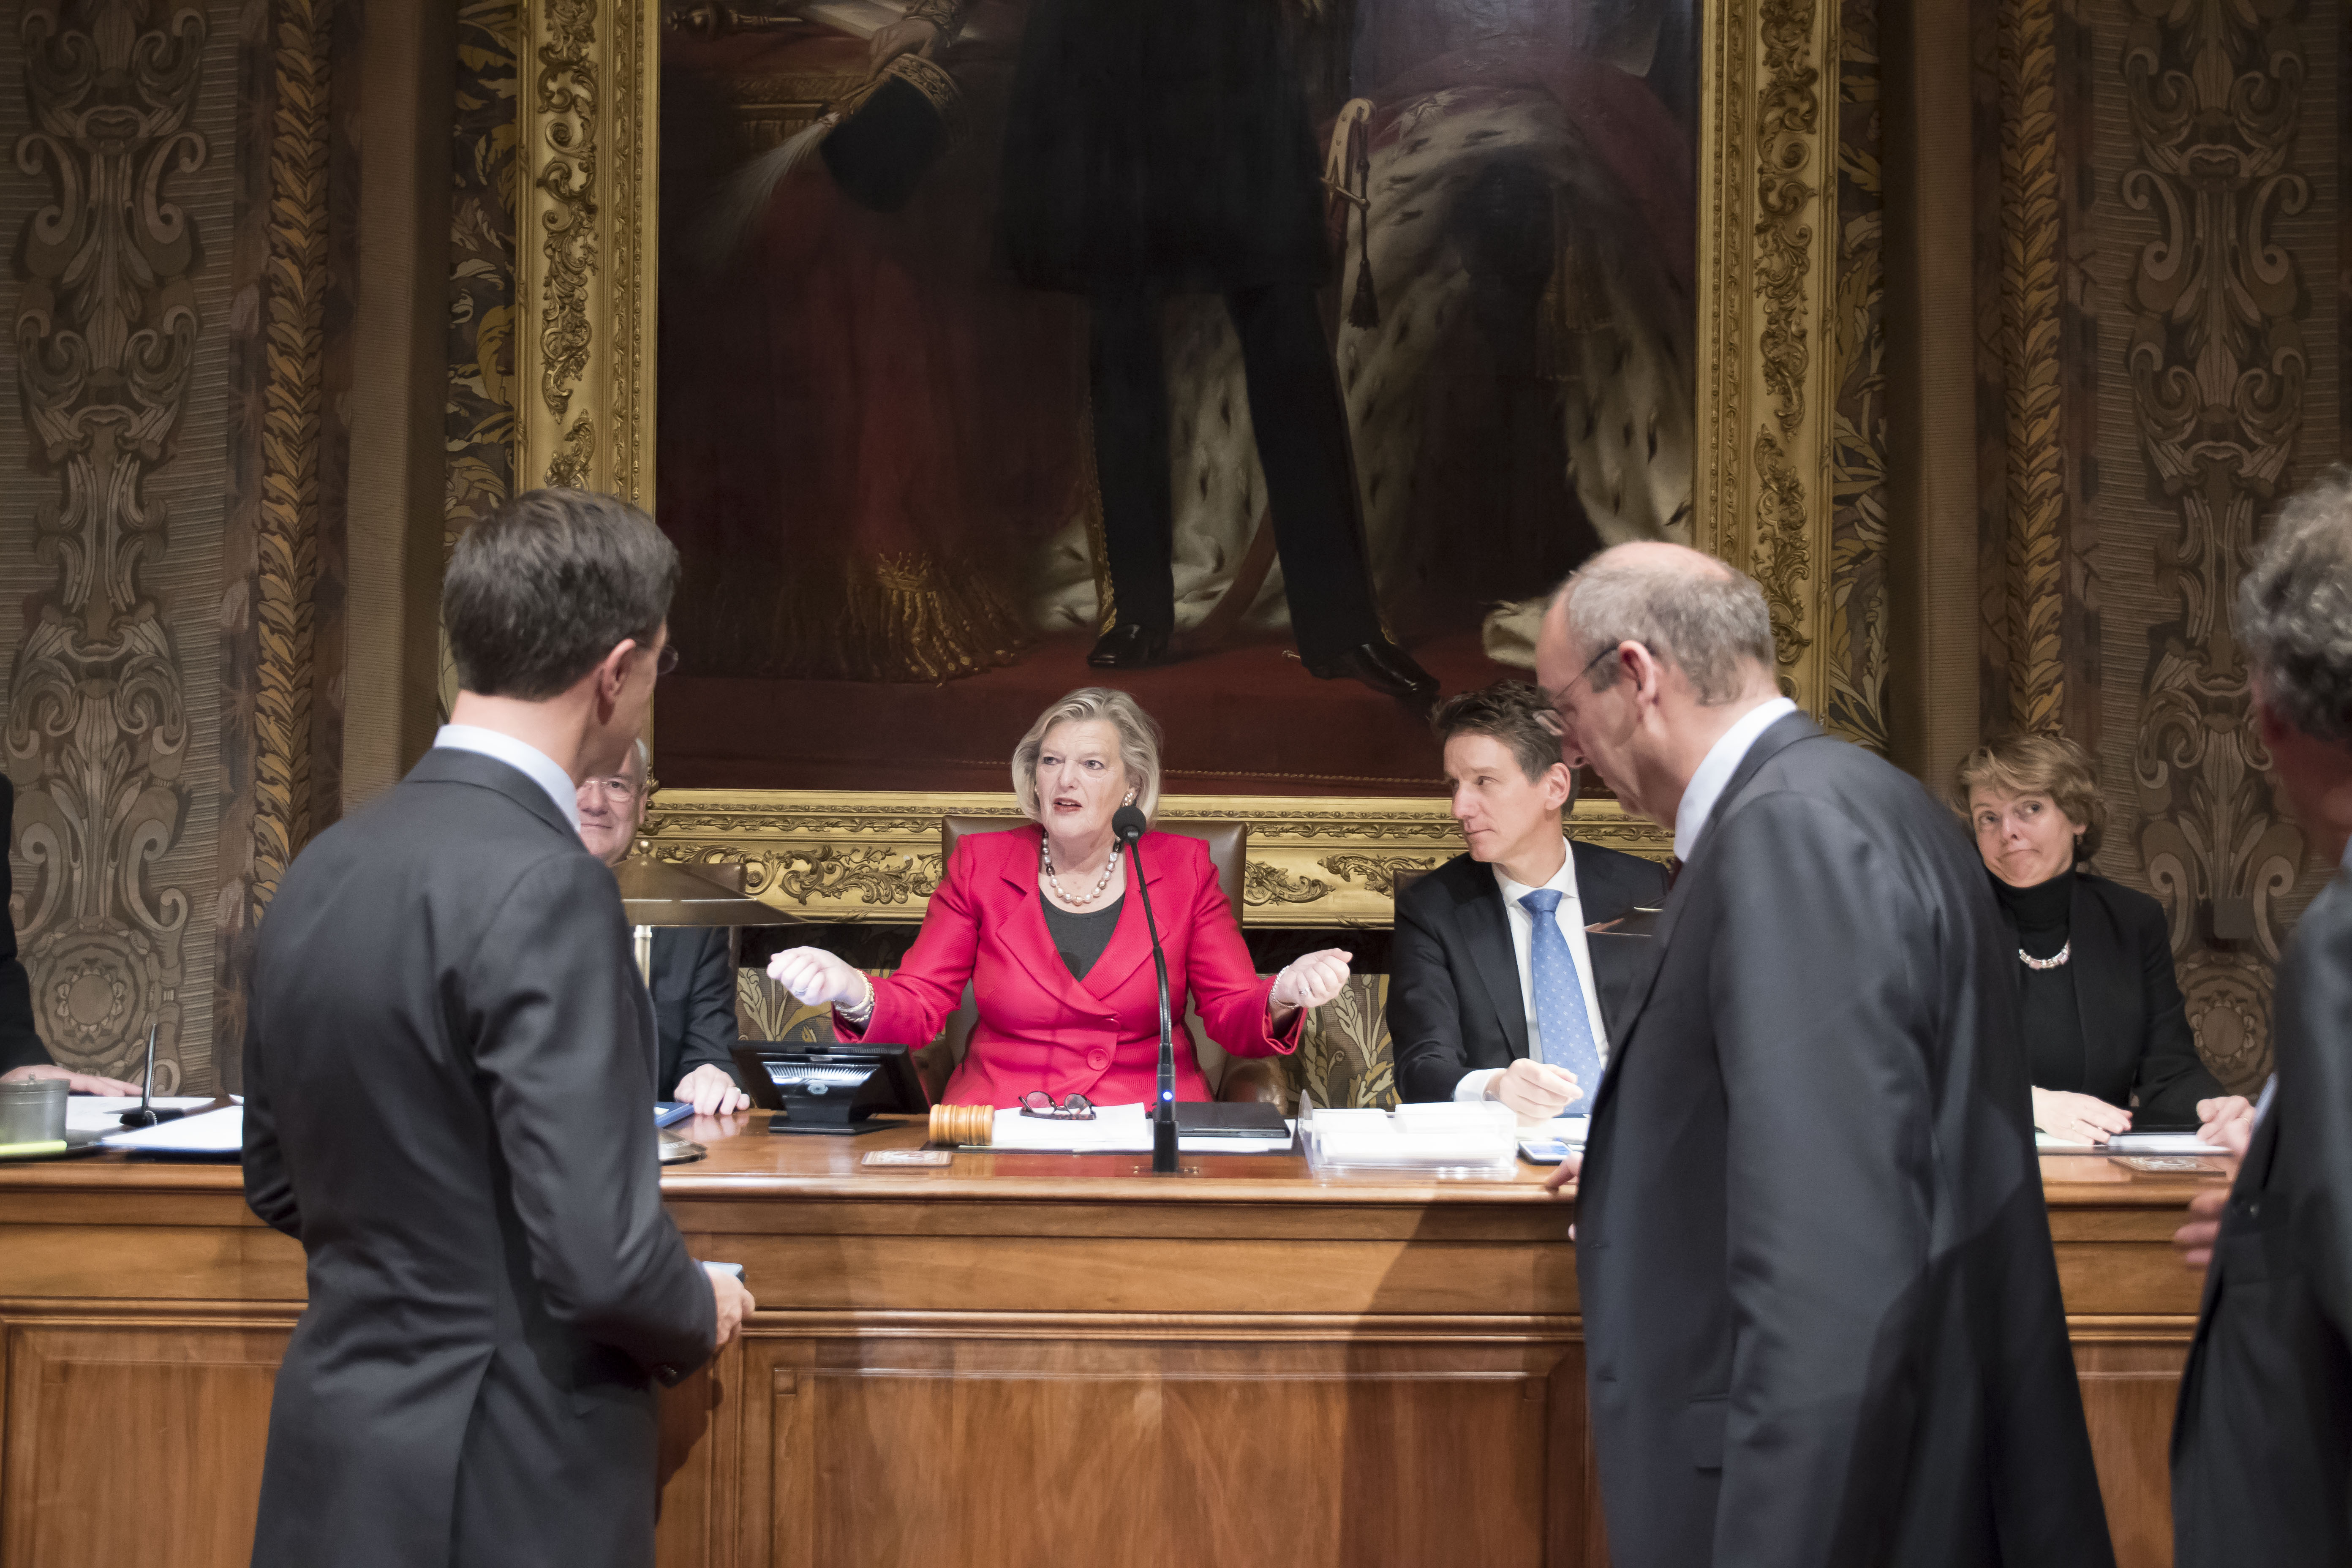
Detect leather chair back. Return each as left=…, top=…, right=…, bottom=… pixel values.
left=941, top=815, right=1247, bottom=919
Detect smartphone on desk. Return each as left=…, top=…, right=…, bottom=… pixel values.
left=1518, top=1139, right=1575, bottom=1165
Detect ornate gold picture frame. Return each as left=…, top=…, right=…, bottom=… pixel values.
left=511, top=0, right=1864, bottom=928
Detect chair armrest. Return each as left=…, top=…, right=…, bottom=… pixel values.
left=1218, top=1057, right=1287, bottom=1107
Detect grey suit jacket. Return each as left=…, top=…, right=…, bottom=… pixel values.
left=1573, top=713, right=2113, bottom=1568
left=650, top=924, right=744, bottom=1097
left=2172, top=867, right=2352, bottom=1567
left=243, top=748, right=715, bottom=1568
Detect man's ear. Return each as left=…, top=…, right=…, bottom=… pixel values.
left=1621, top=641, right=1665, bottom=708
left=592, top=638, right=640, bottom=719
left=1542, top=762, right=1576, bottom=812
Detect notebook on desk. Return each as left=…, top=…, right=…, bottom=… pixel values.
left=1174, top=1102, right=1290, bottom=1139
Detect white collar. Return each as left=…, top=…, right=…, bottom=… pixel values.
left=1492, top=836, right=1579, bottom=905
left=433, top=724, right=581, bottom=833
left=1671, top=697, right=1799, bottom=861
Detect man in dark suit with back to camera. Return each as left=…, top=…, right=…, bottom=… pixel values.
left=576, top=739, right=751, bottom=1115
left=2170, top=471, right=2352, bottom=1568
left=1390, top=681, right=1667, bottom=1117
left=1534, top=541, right=2113, bottom=1568
left=242, top=488, right=756, bottom=1568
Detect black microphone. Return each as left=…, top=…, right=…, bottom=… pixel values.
left=1113, top=806, right=1180, bottom=1174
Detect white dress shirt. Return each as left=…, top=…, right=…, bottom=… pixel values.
left=1452, top=836, right=1614, bottom=1104
left=433, top=724, right=581, bottom=834
left=1671, top=696, right=1799, bottom=861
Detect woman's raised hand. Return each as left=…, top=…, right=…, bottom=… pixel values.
left=1272, top=948, right=1353, bottom=1012
left=766, top=947, right=866, bottom=1010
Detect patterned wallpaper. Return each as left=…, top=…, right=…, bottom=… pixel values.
left=1, top=0, right=242, bottom=1089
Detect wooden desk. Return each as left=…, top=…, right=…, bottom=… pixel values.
left=0, top=1118, right=2221, bottom=1568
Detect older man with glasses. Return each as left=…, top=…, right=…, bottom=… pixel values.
left=1535, top=540, right=2112, bottom=1568
left=577, top=739, right=752, bottom=1116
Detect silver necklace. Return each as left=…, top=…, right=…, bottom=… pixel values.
left=2018, top=941, right=2072, bottom=970
left=1042, top=839, right=1120, bottom=908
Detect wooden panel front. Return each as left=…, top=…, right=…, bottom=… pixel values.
left=1, top=1322, right=289, bottom=1568
left=734, top=1334, right=1575, bottom=1568
left=0, top=1126, right=2228, bottom=1568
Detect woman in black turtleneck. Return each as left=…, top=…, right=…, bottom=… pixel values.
left=1955, top=735, right=2247, bottom=1144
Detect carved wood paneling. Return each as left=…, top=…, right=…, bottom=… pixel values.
left=252, top=0, right=332, bottom=916
left=1696, top=0, right=1853, bottom=727
left=514, top=0, right=653, bottom=501
left=6, top=0, right=208, bottom=1083
left=1996, top=0, right=2068, bottom=736
left=642, top=792, right=1672, bottom=929
left=1827, top=0, right=1891, bottom=754
left=2116, top=0, right=2323, bottom=1092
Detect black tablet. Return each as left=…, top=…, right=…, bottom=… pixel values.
left=729, top=1042, right=929, bottom=1135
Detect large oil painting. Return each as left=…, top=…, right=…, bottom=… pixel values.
left=650, top=0, right=1699, bottom=796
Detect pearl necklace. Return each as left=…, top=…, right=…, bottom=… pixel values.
left=1042, top=839, right=1121, bottom=908
left=2018, top=941, right=2072, bottom=970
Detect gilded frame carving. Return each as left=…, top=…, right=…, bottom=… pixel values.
left=513, top=0, right=1849, bottom=927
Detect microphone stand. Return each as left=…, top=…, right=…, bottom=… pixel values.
left=1114, top=807, right=1179, bottom=1174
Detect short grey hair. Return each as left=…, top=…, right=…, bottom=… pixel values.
left=2239, top=469, right=2352, bottom=746
left=1012, top=688, right=1163, bottom=822
left=623, top=738, right=651, bottom=792
left=1557, top=549, right=1776, bottom=704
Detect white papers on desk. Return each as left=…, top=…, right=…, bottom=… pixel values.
left=98, top=1105, right=244, bottom=1156
left=2036, top=1130, right=2226, bottom=1155
left=989, top=1102, right=1155, bottom=1153
left=66, top=1096, right=222, bottom=1132
left=1535, top=1116, right=1592, bottom=1148
left=1304, top=1101, right=1519, bottom=1179
left=978, top=1103, right=1298, bottom=1155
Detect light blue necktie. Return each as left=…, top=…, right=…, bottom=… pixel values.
left=1520, top=888, right=1604, bottom=1100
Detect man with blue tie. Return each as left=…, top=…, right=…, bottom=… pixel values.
left=1390, top=682, right=1668, bottom=1115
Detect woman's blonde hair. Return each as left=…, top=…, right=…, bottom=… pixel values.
left=1012, top=687, right=1163, bottom=823
left=1951, top=732, right=2105, bottom=863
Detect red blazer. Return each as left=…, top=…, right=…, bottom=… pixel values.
left=840, top=825, right=1298, bottom=1107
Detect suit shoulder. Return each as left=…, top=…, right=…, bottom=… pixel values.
left=1395, top=852, right=1484, bottom=917
left=1571, top=839, right=1669, bottom=892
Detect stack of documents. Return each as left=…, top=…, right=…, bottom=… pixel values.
left=976, top=1103, right=1299, bottom=1156
left=65, top=1096, right=219, bottom=1132
left=1304, top=1101, right=1519, bottom=1180
left=99, top=1105, right=244, bottom=1158
left=2036, top=1130, right=2226, bottom=1155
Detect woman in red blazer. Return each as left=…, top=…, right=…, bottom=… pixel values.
left=767, top=689, right=1353, bottom=1108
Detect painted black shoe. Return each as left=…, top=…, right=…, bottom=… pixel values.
left=1307, top=639, right=1440, bottom=706
left=1087, top=623, right=1173, bottom=669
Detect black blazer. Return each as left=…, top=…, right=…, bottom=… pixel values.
left=0, top=776, right=47, bottom=1074
left=243, top=749, right=715, bottom=1568
left=1992, top=871, right=2224, bottom=1124
left=650, top=924, right=744, bottom=1096
left=1574, top=713, right=2113, bottom=1568
left=1389, top=841, right=1668, bottom=1103
left=2172, top=867, right=2352, bottom=1566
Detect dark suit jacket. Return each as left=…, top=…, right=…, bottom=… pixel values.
left=650, top=924, right=743, bottom=1096
left=243, top=749, right=715, bottom=1568
left=2172, top=866, right=2352, bottom=1567
left=1991, top=871, right=2224, bottom=1124
left=0, top=776, right=47, bottom=1074
left=1389, top=842, right=1669, bottom=1102
left=1574, top=713, right=2113, bottom=1568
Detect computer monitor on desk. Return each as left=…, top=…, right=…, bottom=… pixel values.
left=730, top=1043, right=928, bottom=1135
